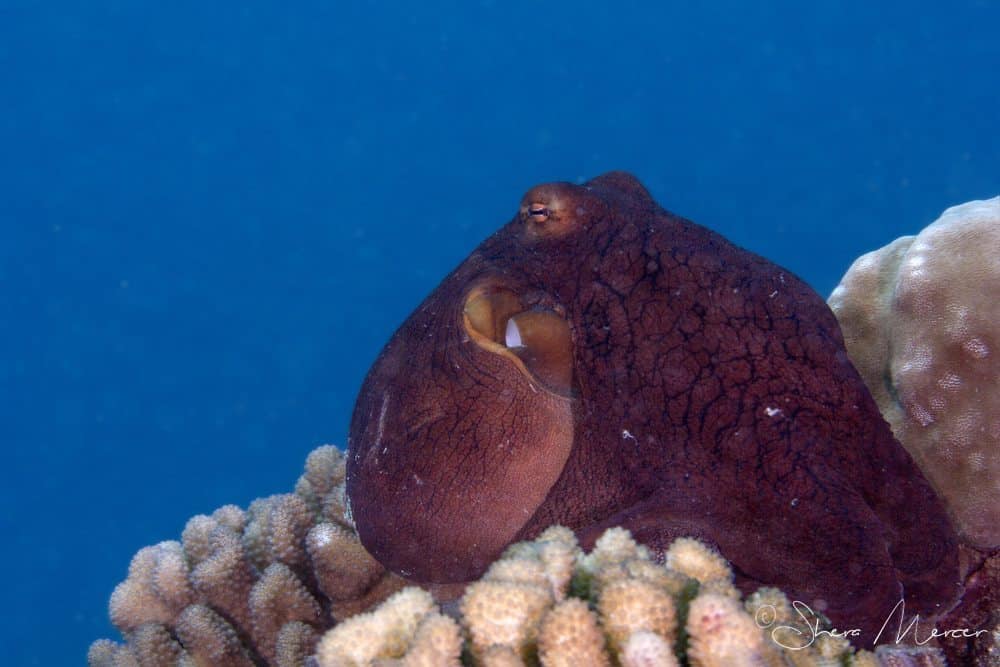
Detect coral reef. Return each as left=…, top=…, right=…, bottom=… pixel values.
left=92, top=445, right=974, bottom=666
left=89, top=446, right=405, bottom=667
left=828, top=196, right=1000, bottom=550
left=828, top=195, right=1000, bottom=666
left=315, top=587, right=462, bottom=666
left=91, top=194, right=1000, bottom=667
left=312, top=523, right=946, bottom=667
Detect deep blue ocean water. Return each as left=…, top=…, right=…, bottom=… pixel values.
left=3, top=1, right=998, bottom=663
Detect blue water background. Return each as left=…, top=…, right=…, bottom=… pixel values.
left=3, top=1, right=998, bottom=663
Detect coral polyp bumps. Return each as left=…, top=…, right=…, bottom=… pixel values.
left=829, top=196, right=1000, bottom=550
left=316, top=525, right=845, bottom=667
left=90, top=445, right=953, bottom=667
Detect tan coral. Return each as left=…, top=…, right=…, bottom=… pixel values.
left=94, top=445, right=954, bottom=667
left=460, top=579, right=554, bottom=659
left=296, top=445, right=353, bottom=529
left=108, top=541, right=194, bottom=631
left=314, top=587, right=460, bottom=666
left=497, top=525, right=578, bottom=600
left=663, top=538, right=729, bottom=582
left=274, top=621, right=320, bottom=667
left=249, top=563, right=323, bottom=662
left=87, top=640, right=138, bottom=667
left=619, top=630, right=679, bottom=667
left=90, top=445, right=400, bottom=667
left=305, top=521, right=399, bottom=621
left=743, top=586, right=795, bottom=625
left=478, top=645, right=526, bottom=667
left=522, top=525, right=684, bottom=662
left=686, top=591, right=781, bottom=667
left=744, top=586, right=815, bottom=653
left=389, top=613, right=463, bottom=667
left=314, top=587, right=429, bottom=664
left=186, top=516, right=260, bottom=637
left=852, top=652, right=881, bottom=667
left=744, top=587, right=852, bottom=667
left=536, top=597, right=610, bottom=666
left=457, top=526, right=584, bottom=660
left=829, top=196, right=1000, bottom=548
left=127, top=624, right=186, bottom=665
left=578, top=527, right=671, bottom=597
left=243, top=494, right=315, bottom=570
left=581, top=526, right=650, bottom=574
left=663, top=537, right=737, bottom=598
left=175, top=604, right=256, bottom=666
left=598, top=578, right=678, bottom=653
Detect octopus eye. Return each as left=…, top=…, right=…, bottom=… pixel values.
left=463, top=286, right=573, bottom=396
left=528, top=203, right=550, bottom=223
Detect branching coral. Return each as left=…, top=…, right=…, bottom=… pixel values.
left=92, top=445, right=957, bottom=666
left=89, top=446, right=404, bottom=667
left=311, top=523, right=946, bottom=667
left=314, top=587, right=462, bottom=666
left=829, top=196, right=1000, bottom=549
left=686, top=592, right=781, bottom=666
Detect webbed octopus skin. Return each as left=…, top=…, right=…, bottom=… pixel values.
left=346, top=172, right=960, bottom=647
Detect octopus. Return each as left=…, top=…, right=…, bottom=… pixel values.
left=345, top=171, right=961, bottom=647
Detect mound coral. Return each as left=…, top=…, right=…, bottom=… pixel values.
left=829, top=196, right=1000, bottom=550
left=92, top=447, right=957, bottom=665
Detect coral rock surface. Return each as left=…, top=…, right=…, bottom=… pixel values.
left=829, top=196, right=1000, bottom=549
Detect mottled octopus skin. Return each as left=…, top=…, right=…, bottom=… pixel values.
left=346, top=172, right=961, bottom=647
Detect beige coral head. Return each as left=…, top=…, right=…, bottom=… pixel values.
left=314, top=587, right=443, bottom=666
left=663, top=537, right=732, bottom=588
left=829, top=195, right=1000, bottom=548
left=598, top=579, right=678, bottom=653
left=589, top=526, right=649, bottom=565
left=92, top=444, right=408, bottom=667
left=619, top=630, right=679, bottom=667
left=537, top=598, right=610, bottom=666
left=686, top=592, right=776, bottom=667
left=460, top=579, right=553, bottom=658
left=109, top=541, right=194, bottom=632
